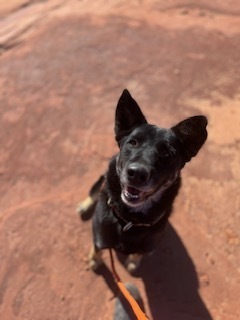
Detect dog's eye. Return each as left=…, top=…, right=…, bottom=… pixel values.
left=159, top=148, right=175, bottom=161
left=161, top=151, right=171, bottom=159
left=128, top=139, right=138, bottom=146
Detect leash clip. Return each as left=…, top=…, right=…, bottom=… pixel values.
left=123, top=221, right=133, bottom=232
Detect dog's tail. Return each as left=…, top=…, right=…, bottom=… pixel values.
left=77, top=175, right=105, bottom=220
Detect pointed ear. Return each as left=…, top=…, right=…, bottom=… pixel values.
left=115, top=89, right=147, bottom=142
left=171, top=116, right=208, bottom=162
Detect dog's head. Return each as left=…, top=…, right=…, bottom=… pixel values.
left=115, top=89, right=208, bottom=208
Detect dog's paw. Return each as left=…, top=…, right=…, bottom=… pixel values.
left=83, top=256, right=103, bottom=273
left=88, top=257, right=103, bottom=272
left=126, top=254, right=142, bottom=275
left=88, top=246, right=103, bottom=272
left=76, top=196, right=95, bottom=220
left=126, top=261, right=138, bottom=274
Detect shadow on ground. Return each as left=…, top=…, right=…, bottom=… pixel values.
left=99, top=223, right=212, bottom=320
left=140, top=224, right=212, bottom=320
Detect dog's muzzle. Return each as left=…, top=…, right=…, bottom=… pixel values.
left=119, top=163, right=156, bottom=207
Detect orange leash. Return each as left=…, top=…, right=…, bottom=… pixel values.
left=109, top=249, right=149, bottom=320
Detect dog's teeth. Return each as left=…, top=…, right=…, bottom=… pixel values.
left=125, top=190, right=139, bottom=199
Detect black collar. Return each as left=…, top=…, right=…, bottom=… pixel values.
left=107, top=197, right=165, bottom=232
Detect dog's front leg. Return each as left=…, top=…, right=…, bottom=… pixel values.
left=88, top=244, right=103, bottom=271
left=126, top=254, right=143, bottom=274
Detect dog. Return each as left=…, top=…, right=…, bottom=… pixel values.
left=78, top=89, right=208, bottom=273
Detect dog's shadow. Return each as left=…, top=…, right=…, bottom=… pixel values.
left=100, top=223, right=213, bottom=320
left=138, top=223, right=213, bottom=320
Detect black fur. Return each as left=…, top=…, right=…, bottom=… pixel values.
left=91, top=89, right=207, bottom=256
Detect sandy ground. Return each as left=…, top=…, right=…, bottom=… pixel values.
left=0, top=1, right=239, bottom=319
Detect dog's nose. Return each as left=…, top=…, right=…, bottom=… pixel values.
left=127, top=164, right=149, bottom=185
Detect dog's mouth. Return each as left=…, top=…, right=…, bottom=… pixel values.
left=121, top=185, right=156, bottom=207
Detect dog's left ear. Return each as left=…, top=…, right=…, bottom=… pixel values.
left=172, top=116, right=208, bottom=162
left=115, top=89, right=147, bottom=143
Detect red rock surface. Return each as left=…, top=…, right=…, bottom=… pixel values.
left=0, top=1, right=239, bottom=319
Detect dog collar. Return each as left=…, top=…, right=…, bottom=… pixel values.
left=107, top=197, right=165, bottom=232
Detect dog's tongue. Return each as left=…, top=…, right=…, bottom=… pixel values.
left=127, top=186, right=140, bottom=196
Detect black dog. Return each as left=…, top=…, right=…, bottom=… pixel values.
left=79, top=89, right=207, bottom=272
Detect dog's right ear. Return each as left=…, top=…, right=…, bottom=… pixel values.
left=172, top=115, right=208, bottom=162
left=115, top=89, right=147, bottom=143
